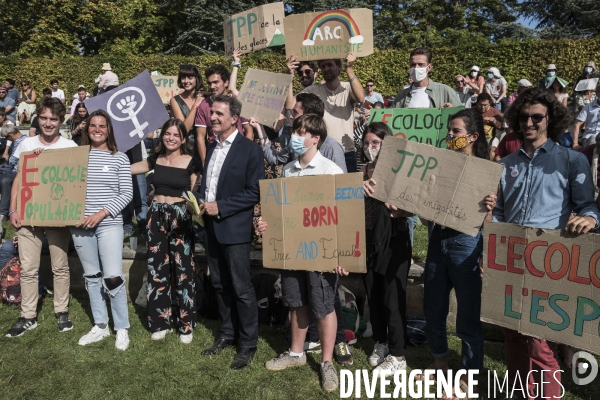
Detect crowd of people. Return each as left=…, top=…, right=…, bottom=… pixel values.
left=1, top=48, right=599, bottom=398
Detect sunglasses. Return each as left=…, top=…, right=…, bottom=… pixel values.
left=366, top=84, right=374, bottom=87
left=518, top=113, right=548, bottom=124
left=298, top=69, right=313, bottom=77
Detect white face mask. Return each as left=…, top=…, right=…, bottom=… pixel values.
left=547, top=71, right=556, bottom=77
left=470, top=71, right=477, bottom=78
left=409, top=66, right=429, bottom=83
left=365, top=146, right=380, bottom=162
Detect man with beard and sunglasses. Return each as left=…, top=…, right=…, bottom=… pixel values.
left=493, top=87, right=600, bottom=399
left=285, top=53, right=365, bottom=173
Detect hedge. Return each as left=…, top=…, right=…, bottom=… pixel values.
left=2, top=38, right=600, bottom=99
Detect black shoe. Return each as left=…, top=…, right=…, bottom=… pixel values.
left=202, top=338, right=235, bottom=355
left=231, top=347, right=257, bottom=370
left=55, top=312, right=73, bottom=332
left=5, top=317, right=37, bottom=338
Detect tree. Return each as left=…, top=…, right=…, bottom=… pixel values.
left=519, top=0, right=600, bottom=39
left=373, top=0, right=530, bottom=50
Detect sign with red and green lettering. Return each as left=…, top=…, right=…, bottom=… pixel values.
left=482, top=222, right=600, bottom=355
left=368, top=106, right=464, bottom=148
left=259, top=172, right=366, bottom=273
left=17, top=146, right=89, bottom=227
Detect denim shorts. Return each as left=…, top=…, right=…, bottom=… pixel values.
left=281, top=270, right=338, bottom=319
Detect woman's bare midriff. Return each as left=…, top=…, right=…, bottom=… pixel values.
left=153, top=195, right=185, bottom=204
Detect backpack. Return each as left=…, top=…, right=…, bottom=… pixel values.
left=338, top=285, right=367, bottom=338
left=252, top=273, right=285, bottom=324
left=0, top=257, right=21, bottom=304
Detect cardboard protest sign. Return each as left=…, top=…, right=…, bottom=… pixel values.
left=223, top=2, right=285, bottom=57
left=260, top=173, right=366, bottom=273
left=284, top=9, right=373, bottom=61
left=575, top=78, right=599, bottom=92
left=17, top=146, right=89, bottom=227
left=238, top=68, right=292, bottom=129
left=482, top=222, right=600, bottom=355
left=85, top=70, right=169, bottom=153
left=151, top=75, right=183, bottom=104
left=368, top=107, right=464, bottom=148
left=371, top=139, right=504, bottom=236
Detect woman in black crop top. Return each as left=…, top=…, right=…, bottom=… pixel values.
left=131, top=118, right=201, bottom=344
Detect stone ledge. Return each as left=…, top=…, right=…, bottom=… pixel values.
left=40, top=247, right=457, bottom=324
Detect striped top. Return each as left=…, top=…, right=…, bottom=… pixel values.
left=85, top=149, right=133, bottom=227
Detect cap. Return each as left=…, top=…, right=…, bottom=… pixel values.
left=487, top=67, right=501, bottom=78
left=517, top=79, right=532, bottom=88
left=102, top=63, right=112, bottom=71
left=546, top=64, right=557, bottom=70
left=78, top=85, right=86, bottom=89
left=470, top=66, right=480, bottom=72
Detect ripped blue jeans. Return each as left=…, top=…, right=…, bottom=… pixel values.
left=71, top=224, right=130, bottom=330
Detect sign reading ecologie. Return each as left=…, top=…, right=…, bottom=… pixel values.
left=482, top=222, right=600, bottom=355
left=223, top=2, right=286, bottom=57
left=151, top=75, right=184, bottom=104
left=284, top=8, right=373, bottom=61
left=368, top=107, right=464, bottom=148
left=260, top=173, right=366, bottom=273
left=371, top=139, right=504, bottom=237
left=239, top=68, right=292, bottom=129
left=17, top=146, right=89, bottom=227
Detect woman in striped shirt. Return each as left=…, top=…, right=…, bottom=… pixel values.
left=71, top=109, right=133, bottom=351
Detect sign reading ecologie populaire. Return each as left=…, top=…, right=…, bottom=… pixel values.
left=238, top=68, right=293, bottom=129
left=284, top=8, right=373, bottom=61
left=223, top=2, right=286, bottom=57
left=482, top=222, right=600, bottom=355
left=368, top=107, right=464, bottom=148
left=371, top=139, right=504, bottom=237
left=17, top=146, right=89, bottom=227
left=260, top=173, right=366, bottom=273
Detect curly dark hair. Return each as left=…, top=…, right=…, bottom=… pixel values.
left=504, top=87, right=571, bottom=143
left=204, top=64, right=230, bottom=84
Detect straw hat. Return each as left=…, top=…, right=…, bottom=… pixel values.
left=102, top=63, right=112, bottom=71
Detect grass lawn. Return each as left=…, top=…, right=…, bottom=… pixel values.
left=1, top=223, right=599, bottom=398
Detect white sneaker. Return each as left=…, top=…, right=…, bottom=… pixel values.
left=78, top=325, right=110, bottom=346
left=115, top=329, right=130, bottom=351
left=374, top=354, right=407, bottom=377
left=151, top=329, right=171, bottom=340
left=180, top=332, right=193, bottom=344
left=368, top=342, right=389, bottom=367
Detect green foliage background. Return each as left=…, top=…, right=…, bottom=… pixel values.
left=2, top=37, right=600, bottom=98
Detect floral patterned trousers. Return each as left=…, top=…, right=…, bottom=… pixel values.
left=146, top=201, right=196, bottom=334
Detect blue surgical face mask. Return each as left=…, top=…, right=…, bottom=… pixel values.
left=585, top=67, right=593, bottom=74
left=547, top=71, right=556, bottom=77
left=290, top=134, right=311, bottom=155
left=487, top=73, right=494, bottom=79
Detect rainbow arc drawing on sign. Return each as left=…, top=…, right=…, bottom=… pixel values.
left=302, top=10, right=363, bottom=46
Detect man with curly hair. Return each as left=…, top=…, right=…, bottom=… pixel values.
left=492, top=87, right=600, bottom=399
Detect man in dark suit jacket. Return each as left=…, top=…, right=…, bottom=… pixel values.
left=199, top=95, right=264, bottom=369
